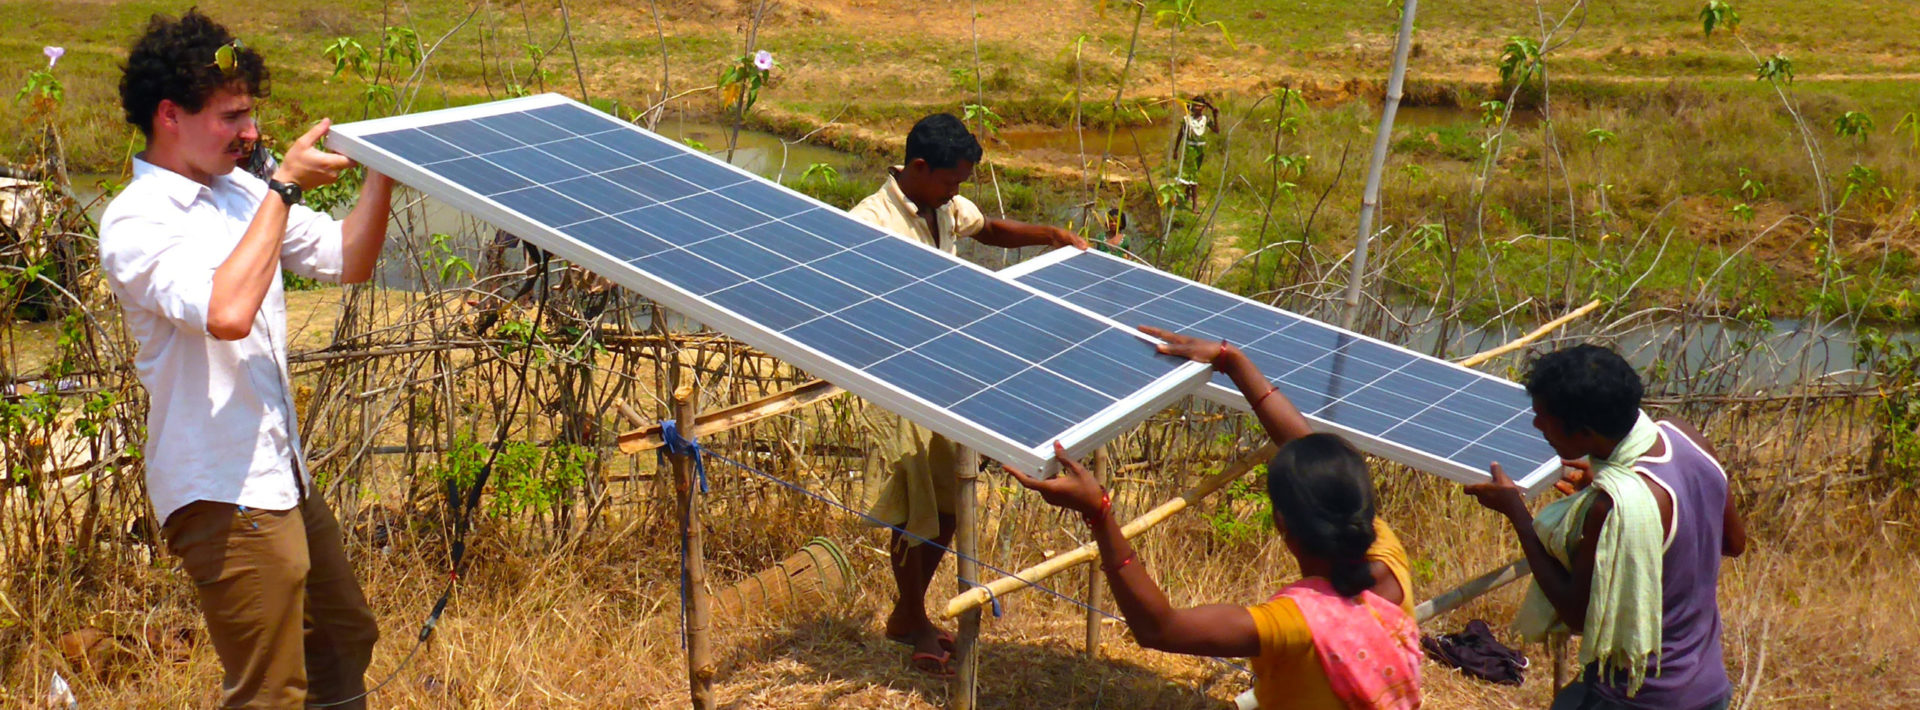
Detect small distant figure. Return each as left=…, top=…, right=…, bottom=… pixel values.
left=1094, top=206, right=1128, bottom=255
left=1172, top=95, right=1218, bottom=211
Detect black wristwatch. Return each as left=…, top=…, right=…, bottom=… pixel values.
left=267, top=178, right=303, bottom=206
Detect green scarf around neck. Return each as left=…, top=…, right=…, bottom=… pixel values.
left=1513, top=411, right=1665, bottom=696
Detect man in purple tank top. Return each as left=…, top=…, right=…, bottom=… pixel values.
left=1464, top=345, right=1749, bottom=709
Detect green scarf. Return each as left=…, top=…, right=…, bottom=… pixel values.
left=1513, top=411, right=1665, bottom=696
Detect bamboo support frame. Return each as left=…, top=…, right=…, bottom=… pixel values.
left=1455, top=299, right=1604, bottom=369
left=942, top=441, right=1279, bottom=619
left=617, top=379, right=844, bottom=453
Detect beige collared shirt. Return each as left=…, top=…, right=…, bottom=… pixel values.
left=846, top=167, right=985, bottom=254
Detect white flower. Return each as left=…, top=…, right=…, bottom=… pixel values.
left=43, top=46, right=64, bottom=69
left=753, top=50, right=774, bottom=72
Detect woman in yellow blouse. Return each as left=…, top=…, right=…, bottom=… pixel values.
left=1009, top=327, right=1422, bottom=709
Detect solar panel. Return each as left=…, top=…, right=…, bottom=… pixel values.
left=329, top=94, right=1209, bottom=474
left=1001, top=248, right=1563, bottom=492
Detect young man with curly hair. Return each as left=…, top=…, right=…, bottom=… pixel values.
left=99, top=10, right=395, bottom=708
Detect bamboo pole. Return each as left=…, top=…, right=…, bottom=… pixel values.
left=617, top=379, right=844, bottom=453
left=1342, top=0, right=1419, bottom=330
left=1454, top=298, right=1604, bottom=369
left=1083, top=446, right=1108, bottom=657
left=951, top=445, right=981, bottom=710
left=669, top=379, right=713, bottom=709
left=943, top=441, right=1278, bottom=619
left=1411, top=558, right=1529, bottom=622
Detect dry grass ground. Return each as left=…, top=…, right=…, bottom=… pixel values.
left=17, top=447, right=1919, bottom=708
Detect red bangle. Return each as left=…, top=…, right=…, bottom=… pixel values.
left=1211, top=339, right=1232, bottom=372
left=1082, top=491, right=1112, bottom=527
left=1102, top=553, right=1136, bottom=574
left=1251, top=386, right=1278, bottom=409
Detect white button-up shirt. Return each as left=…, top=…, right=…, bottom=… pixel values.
left=99, top=157, right=346, bottom=524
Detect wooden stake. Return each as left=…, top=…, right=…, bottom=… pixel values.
left=943, top=441, right=1278, bottom=619
left=1083, top=446, right=1109, bottom=657
left=669, top=379, right=713, bottom=709
left=951, top=445, right=981, bottom=710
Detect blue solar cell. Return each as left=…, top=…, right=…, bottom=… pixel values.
left=603, top=164, right=703, bottom=203
left=735, top=221, right=844, bottom=264
left=998, top=369, right=1109, bottom=423
left=1041, top=338, right=1163, bottom=398
left=1077, top=279, right=1155, bottom=315
left=1434, top=389, right=1526, bottom=430
left=810, top=251, right=917, bottom=295
left=431, top=157, right=533, bottom=195
left=1372, top=368, right=1459, bottom=407
left=635, top=248, right=745, bottom=295
left=917, top=333, right=1030, bottom=387
left=615, top=204, right=726, bottom=246
left=959, top=301, right=1071, bottom=363
left=761, top=266, right=869, bottom=312
left=1383, top=419, right=1475, bottom=460
left=587, top=129, right=682, bottom=163
left=719, top=182, right=814, bottom=220
left=671, top=194, right=772, bottom=234
left=1023, top=264, right=1107, bottom=295
left=1454, top=444, right=1516, bottom=472
left=365, top=128, right=467, bottom=164
left=1059, top=251, right=1132, bottom=278
left=420, top=121, right=523, bottom=154
left=527, top=103, right=622, bottom=135
left=1127, top=295, right=1220, bottom=332
left=1111, top=264, right=1189, bottom=295
left=785, top=316, right=899, bottom=368
left=684, top=235, right=795, bottom=280
left=493, top=186, right=598, bottom=227
left=926, top=265, right=1028, bottom=312
left=652, top=154, right=748, bottom=193
left=850, top=235, right=954, bottom=277
left=949, top=386, right=1075, bottom=448
left=1002, top=298, right=1110, bottom=348
left=886, top=281, right=994, bottom=329
left=1184, top=311, right=1281, bottom=349
left=537, top=136, right=640, bottom=174
left=551, top=175, right=649, bottom=214
left=474, top=113, right=574, bottom=145
left=865, top=352, right=982, bottom=408
left=707, top=281, right=824, bottom=331
left=561, top=217, right=674, bottom=262
left=839, top=298, right=948, bottom=349
left=1314, top=396, right=1400, bottom=437
left=785, top=208, right=889, bottom=248
left=489, top=146, right=589, bottom=184
left=1158, top=284, right=1247, bottom=318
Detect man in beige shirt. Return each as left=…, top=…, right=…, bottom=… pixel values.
left=846, top=112, right=1087, bottom=676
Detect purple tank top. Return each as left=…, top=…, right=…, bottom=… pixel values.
left=1588, top=421, right=1732, bottom=709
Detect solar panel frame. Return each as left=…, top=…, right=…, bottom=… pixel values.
left=329, top=94, right=1209, bottom=475
left=1001, top=247, right=1564, bottom=493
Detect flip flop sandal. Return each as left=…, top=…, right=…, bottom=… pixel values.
left=909, top=650, right=956, bottom=679
left=886, top=629, right=956, bottom=652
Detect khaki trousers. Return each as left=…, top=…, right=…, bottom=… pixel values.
left=163, top=495, right=379, bottom=709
